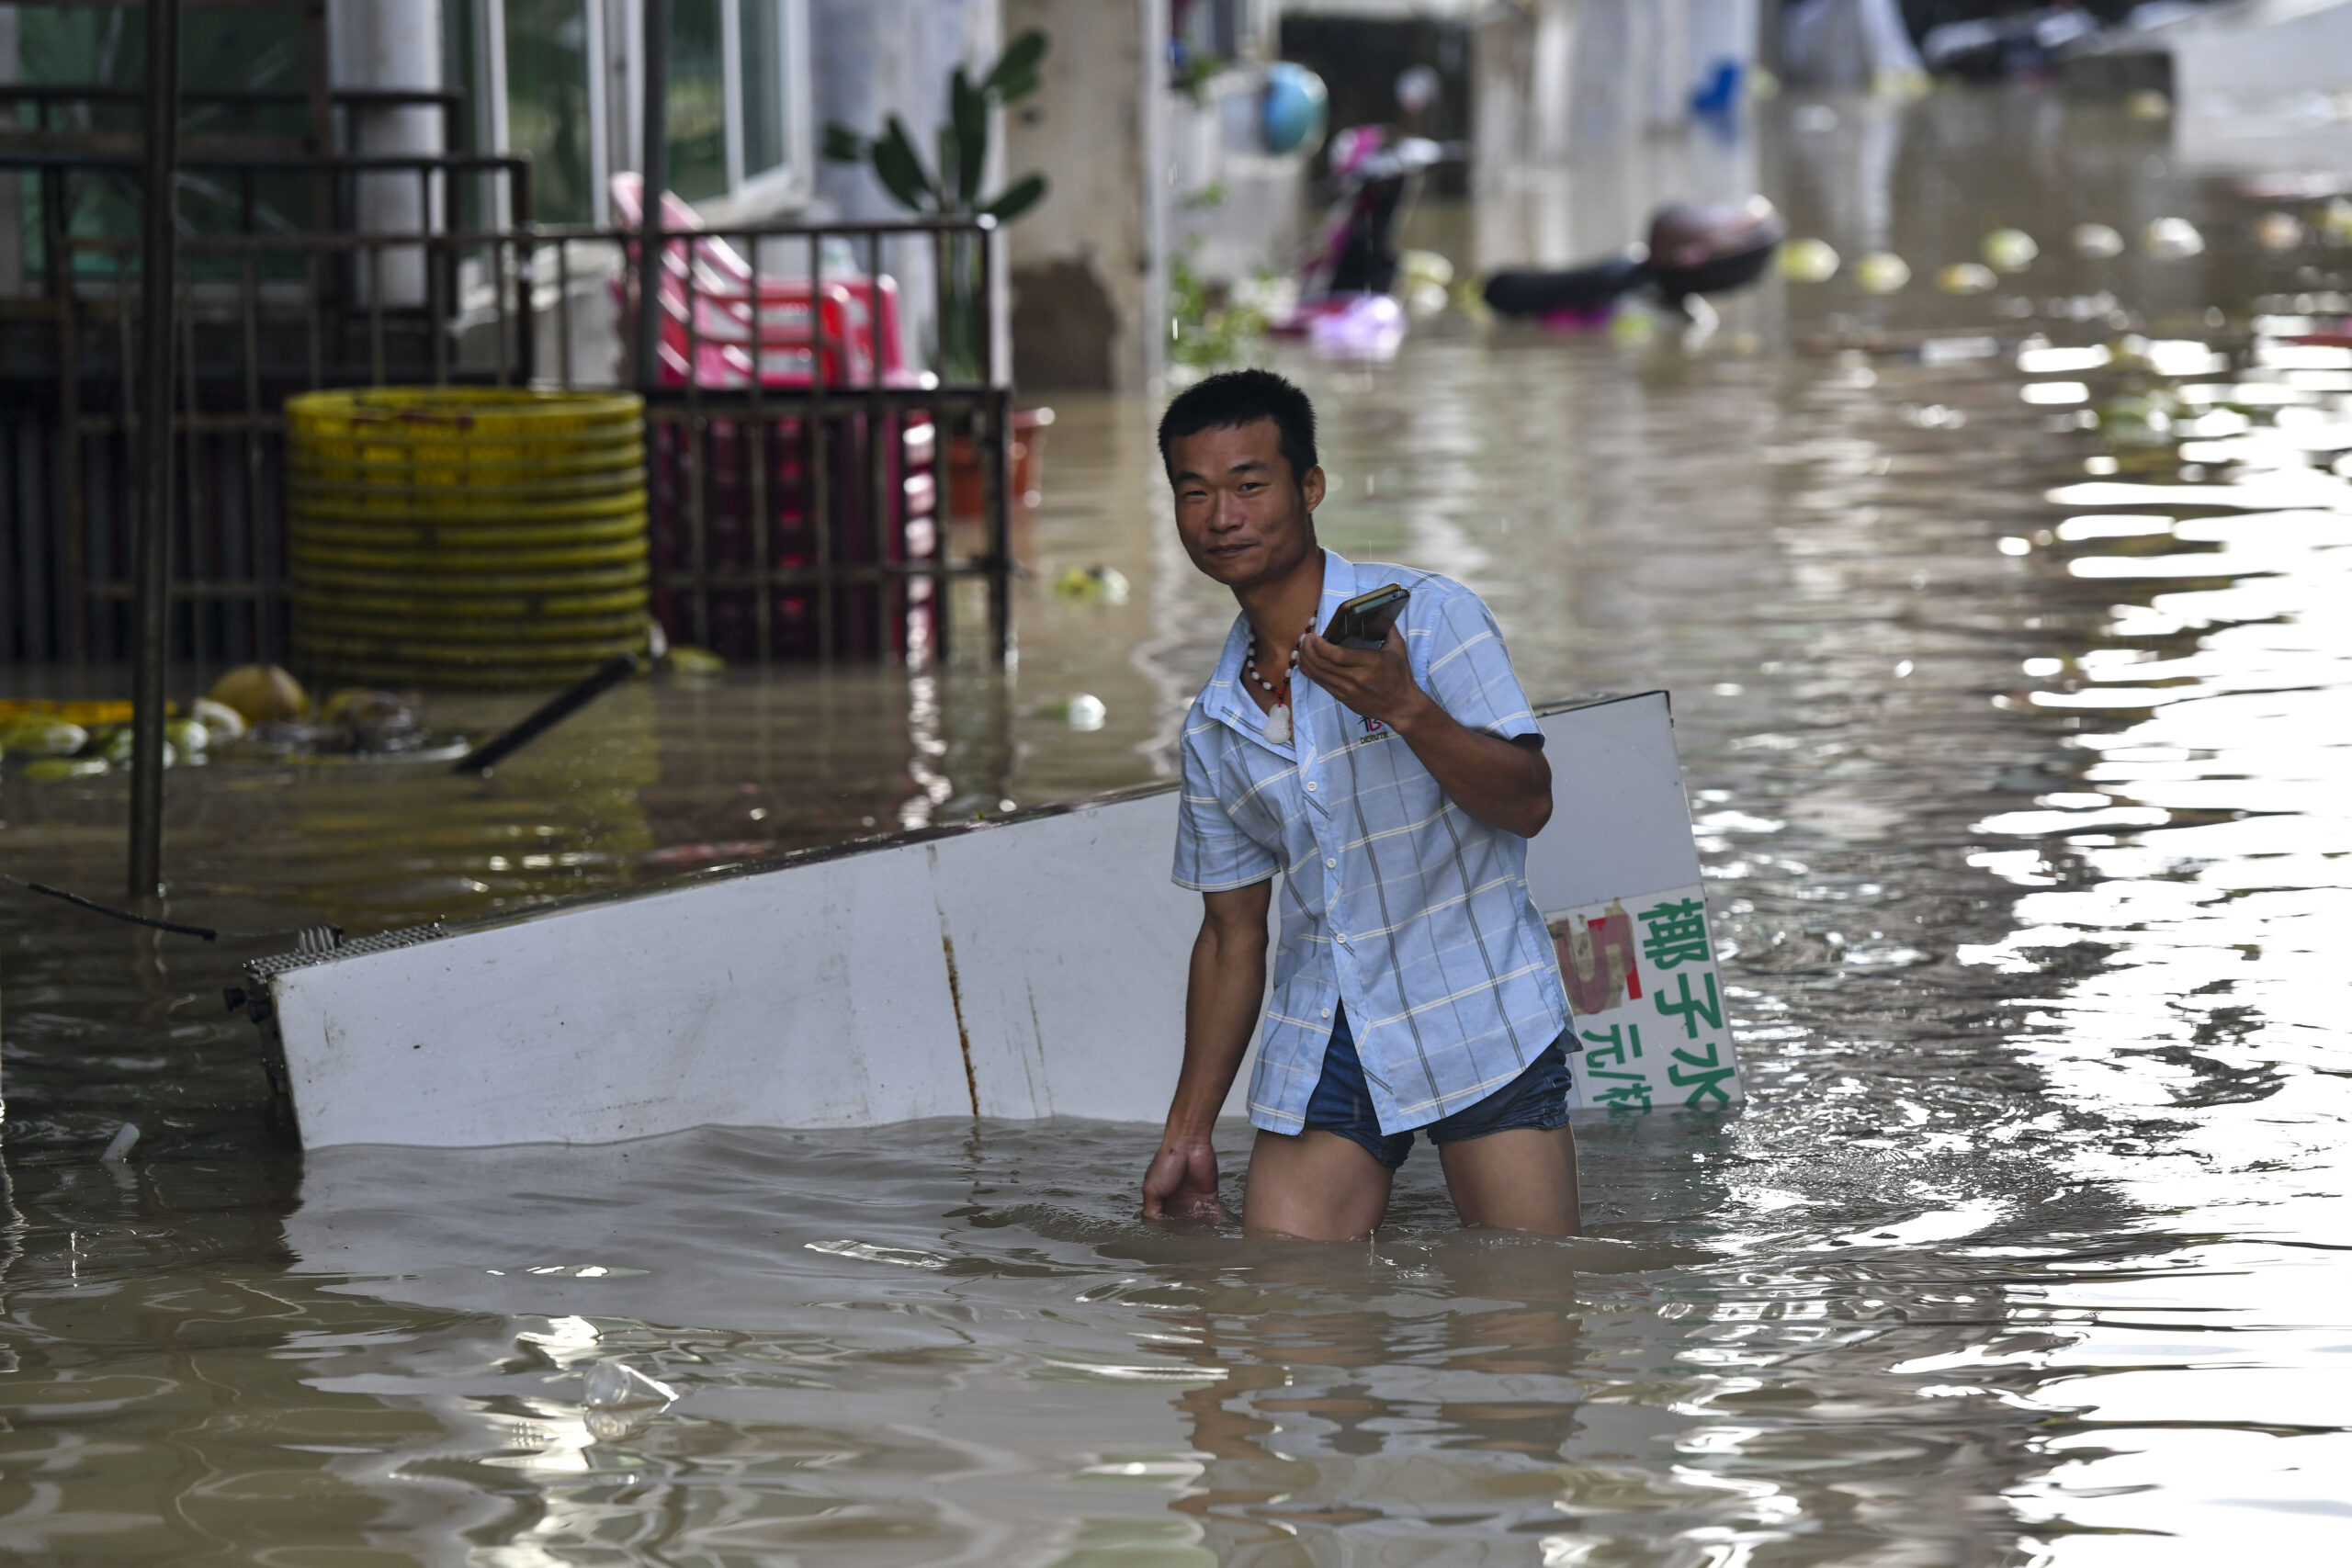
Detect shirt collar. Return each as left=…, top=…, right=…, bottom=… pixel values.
left=1203, top=547, right=1364, bottom=734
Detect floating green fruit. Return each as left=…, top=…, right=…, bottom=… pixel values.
left=1854, top=253, right=1911, bottom=294
left=1779, top=237, right=1839, bottom=283
left=1980, top=229, right=2038, bottom=272
left=1051, top=566, right=1131, bottom=604
left=21, top=757, right=107, bottom=782
left=166, top=716, right=209, bottom=755
left=2143, top=218, right=2205, bottom=258
left=0, top=716, right=88, bottom=757
left=1938, top=263, right=1996, bottom=295
left=665, top=646, right=726, bottom=676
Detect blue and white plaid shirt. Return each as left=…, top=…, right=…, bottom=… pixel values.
left=1172, top=548, right=1572, bottom=1135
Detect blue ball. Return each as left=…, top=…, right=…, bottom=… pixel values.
left=1262, top=62, right=1329, bottom=158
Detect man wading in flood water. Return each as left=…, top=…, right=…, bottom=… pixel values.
left=1141, top=369, right=1579, bottom=1239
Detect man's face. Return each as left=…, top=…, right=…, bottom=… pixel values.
left=1167, top=419, right=1325, bottom=592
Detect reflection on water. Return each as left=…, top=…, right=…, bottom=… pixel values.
left=1, top=88, right=2349, bottom=1561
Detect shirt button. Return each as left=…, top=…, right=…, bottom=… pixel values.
left=1321, top=1008, right=1331, bottom=1019
left=1325, top=857, right=1336, bottom=869
left=1305, top=781, right=1317, bottom=792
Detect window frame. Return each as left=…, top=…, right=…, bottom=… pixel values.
left=614, top=0, right=812, bottom=220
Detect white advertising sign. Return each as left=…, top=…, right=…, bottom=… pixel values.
left=1547, top=882, right=1743, bottom=1113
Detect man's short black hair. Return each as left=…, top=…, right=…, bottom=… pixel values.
left=1158, top=368, right=1318, bottom=489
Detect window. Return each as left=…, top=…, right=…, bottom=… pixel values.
left=630, top=0, right=811, bottom=215
left=481, top=0, right=806, bottom=226
left=500, top=0, right=600, bottom=224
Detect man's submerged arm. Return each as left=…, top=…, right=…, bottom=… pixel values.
left=1142, top=880, right=1272, bottom=1223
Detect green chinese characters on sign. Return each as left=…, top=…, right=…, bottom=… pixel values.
left=1579, top=1021, right=1650, bottom=1112
left=1653, top=968, right=1735, bottom=1110
left=1637, top=897, right=1710, bottom=970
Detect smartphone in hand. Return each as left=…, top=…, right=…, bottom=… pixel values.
left=1323, top=584, right=1411, bottom=650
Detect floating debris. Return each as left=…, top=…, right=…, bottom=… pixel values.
left=1780, top=237, right=1840, bottom=283
left=101, top=1123, right=141, bottom=1164
left=581, top=1357, right=678, bottom=1442
left=1980, top=229, right=2039, bottom=272
left=21, top=758, right=107, bottom=782
left=663, top=646, right=725, bottom=677
left=1854, top=253, right=1912, bottom=294
left=2143, top=218, right=2206, bottom=259
left=96, top=728, right=175, bottom=769
left=165, top=716, right=209, bottom=756
left=2072, top=223, right=2126, bottom=260
left=583, top=1357, right=678, bottom=1411
left=190, top=697, right=246, bottom=741
left=2098, top=392, right=2179, bottom=445
left=1065, top=694, right=1107, bottom=731
left=1608, top=307, right=1657, bottom=345
left=317, top=690, right=424, bottom=751
left=1939, top=263, right=1997, bottom=295
left=0, top=716, right=89, bottom=758
left=1052, top=565, right=1132, bottom=605
left=2255, top=212, right=2306, bottom=252
left=1400, top=249, right=1454, bottom=319
left=208, top=664, right=311, bottom=726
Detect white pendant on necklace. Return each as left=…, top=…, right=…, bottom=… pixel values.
left=1264, top=702, right=1292, bottom=744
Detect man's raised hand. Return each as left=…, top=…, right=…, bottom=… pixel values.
left=1298, top=621, right=1427, bottom=730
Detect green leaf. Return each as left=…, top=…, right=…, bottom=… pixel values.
left=935, top=122, right=961, bottom=213
left=821, top=122, right=867, bottom=164
left=872, top=115, right=935, bottom=213
left=951, top=67, right=988, bottom=207
left=987, top=64, right=1040, bottom=105
left=984, top=28, right=1048, bottom=100
left=981, top=172, right=1048, bottom=223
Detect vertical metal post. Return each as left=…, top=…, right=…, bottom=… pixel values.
left=128, top=0, right=182, bottom=898
left=635, top=0, right=670, bottom=394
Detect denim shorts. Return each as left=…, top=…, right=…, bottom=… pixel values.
left=1302, top=1003, right=1572, bottom=1170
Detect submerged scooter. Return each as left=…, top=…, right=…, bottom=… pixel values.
left=1270, top=125, right=1458, bottom=357
left=1482, top=196, right=1786, bottom=324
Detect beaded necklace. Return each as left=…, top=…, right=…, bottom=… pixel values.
left=1245, top=623, right=1312, bottom=744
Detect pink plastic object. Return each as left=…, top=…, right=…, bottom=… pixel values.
left=1306, top=292, right=1406, bottom=360
left=608, top=173, right=911, bottom=389
left=1326, top=125, right=1386, bottom=184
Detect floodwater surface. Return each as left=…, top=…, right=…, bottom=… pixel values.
left=1, top=90, right=2348, bottom=1562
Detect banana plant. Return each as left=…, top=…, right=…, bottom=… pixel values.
left=823, top=28, right=1050, bottom=221
left=823, top=31, right=1050, bottom=382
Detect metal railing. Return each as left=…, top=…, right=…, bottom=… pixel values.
left=0, top=157, right=1012, bottom=669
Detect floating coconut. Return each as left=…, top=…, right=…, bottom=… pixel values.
left=1854, top=253, right=1911, bottom=294
left=2072, top=224, right=2125, bottom=260
left=208, top=664, right=311, bottom=726
left=1779, top=238, right=1839, bottom=283
left=1980, top=229, right=2039, bottom=272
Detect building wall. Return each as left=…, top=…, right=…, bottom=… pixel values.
left=1471, top=0, right=1760, bottom=271
left=1001, top=0, right=1167, bottom=392
left=808, top=0, right=1002, bottom=221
